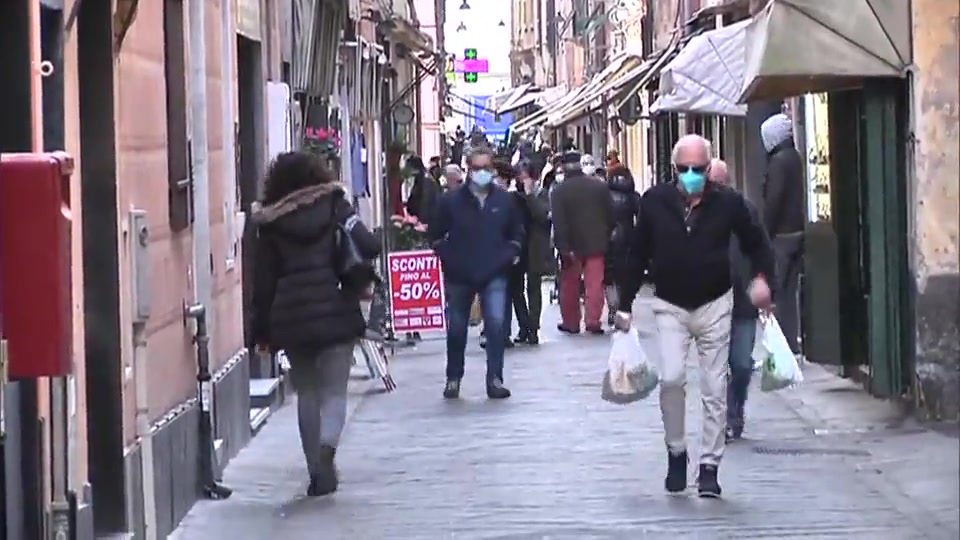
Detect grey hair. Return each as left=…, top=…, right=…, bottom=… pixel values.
left=443, top=164, right=463, bottom=176
left=671, top=134, right=713, bottom=163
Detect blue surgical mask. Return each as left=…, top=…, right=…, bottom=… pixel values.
left=678, top=170, right=706, bottom=194
left=471, top=170, right=494, bottom=187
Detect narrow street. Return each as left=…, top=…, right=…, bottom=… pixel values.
left=172, top=290, right=959, bottom=539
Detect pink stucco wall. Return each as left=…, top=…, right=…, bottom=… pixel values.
left=415, top=0, right=442, bottom=159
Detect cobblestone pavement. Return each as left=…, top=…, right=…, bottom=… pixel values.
left=172, top=289, right=959, bottom=540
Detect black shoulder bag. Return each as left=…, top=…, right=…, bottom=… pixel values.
left=332, top=200, right=378, bottom=292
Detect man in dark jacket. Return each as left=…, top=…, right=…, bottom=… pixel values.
left=761, top=113, right=805, bottom=354
left=428, top=147, right=523, bottom=400
left=405, top=155, right=441, bottom=225
left=615, top=135, right=775, bottom=498
left=428, top=156, right=443, bottom=183
left=551, top=151, right=615, bottom=334
left=605, top=164, right=641, bottom=326
left=710, top=158, right=771, bottom=440
left=508, top=160, right=552, bottom=344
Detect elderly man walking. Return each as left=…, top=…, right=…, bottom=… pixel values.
left=709, top=158, right=772, bottom=440
left=442, top=164, right=464, bottom=190
left=616, top=135, right=775, bottom=498
left=551, top=151, right=615, bottom=334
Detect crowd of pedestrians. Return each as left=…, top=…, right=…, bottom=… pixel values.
left=249, top=111, right=805, bottom=501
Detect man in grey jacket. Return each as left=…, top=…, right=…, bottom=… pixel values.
left=760, top=113, right=805, bottom=355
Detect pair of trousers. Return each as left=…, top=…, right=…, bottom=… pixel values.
left=559, top=254, right=604, bottom=329
left=774, top=232, right=803, bottom=354
left=286, top=341, right=355, bottom=475
left=446, top=277, right=508, bottom=381
left=509, top=267, right=543, bottom=332
left=651, top=290, right=733, bottom=466
left=727, top=318, right=758, bottom=426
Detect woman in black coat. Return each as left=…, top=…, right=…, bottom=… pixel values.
left=604, top=164, right=640, bottom=326
left=251, top=151, right=380, bottom=497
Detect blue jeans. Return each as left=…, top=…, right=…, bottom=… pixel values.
left=727, top=318, right=757, bottom=426
left=446, top=277, right=508, bottom=382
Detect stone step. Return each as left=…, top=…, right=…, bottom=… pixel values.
left=248, top=407, right=271, bottom=435
left=248, top=377, right=281, bottom=410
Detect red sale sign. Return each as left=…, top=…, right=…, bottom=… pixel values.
left=387, top=250, right=446, bottom=332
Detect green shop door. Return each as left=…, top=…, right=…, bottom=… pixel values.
left=802, top=81, right=912, bottom=399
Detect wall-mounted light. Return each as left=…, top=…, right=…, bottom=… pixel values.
left=459, top=1, right=470, bottom=9
left=498, top=20, right=506, bottom=27
left=457, top=22, right=466, bottom=32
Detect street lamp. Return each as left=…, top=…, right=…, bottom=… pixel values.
left=498, top=19, right=506, bottom=27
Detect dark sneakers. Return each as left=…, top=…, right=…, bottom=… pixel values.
left=697, top=464, right=722, bottom=498
left=307, top=445, right=338, bottom=496
left=557, top=323, right=580, bottom=335
left=443, top=379, right=461, bottom=399
left=665, top=451, right=689, bottom=493
left=514, top=329, right=540, bottom=345
left=585, top=325, right=605, bottom=335
left=486, top=378, right=512, bottom=399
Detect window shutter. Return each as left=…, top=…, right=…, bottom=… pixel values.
left=163, top=0, right=193, bottom=231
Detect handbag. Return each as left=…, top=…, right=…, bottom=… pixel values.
left=332, top=202, right=378, bottom=292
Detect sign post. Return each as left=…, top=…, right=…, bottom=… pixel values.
left=387, top=250, right=446, bottom=333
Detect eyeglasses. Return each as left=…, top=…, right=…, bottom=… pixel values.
left=676, top=164, right=708, bottom=174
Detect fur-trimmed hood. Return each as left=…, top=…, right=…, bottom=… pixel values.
left=250, top=183, right=344, bottom=241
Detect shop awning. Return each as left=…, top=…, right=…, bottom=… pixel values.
left=535, top=85, right=569, bottom=107
left=498, top=91, right=541, bottom=115
left=510, top=108, right=551, bottom=134
left=650, top=20, right=750, bottom=117
left=486, top=86, right=522, bottom=112
left=545, top=50, right=643, bottom=128
left=510, top=87, right=571, bottom=133
left=613, top=36, right=682, bottom=111
left=382, top=15, right=436, bottom=57
left=495, top=84, right=536, bottom=114
left=738, top=0, right=911, bottom=102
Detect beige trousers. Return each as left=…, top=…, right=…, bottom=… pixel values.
left=651, top=290, right=733, bottom=466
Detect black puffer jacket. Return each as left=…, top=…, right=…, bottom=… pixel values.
left=250, top=183, right=380, bottom=352
left=605, top=166, right=640, bottom=281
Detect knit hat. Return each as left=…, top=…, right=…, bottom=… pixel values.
left=760, top=113, right=793, bottom=152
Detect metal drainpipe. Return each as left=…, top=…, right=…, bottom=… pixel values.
left=188, top=0, right=213, bottom=343
left=133, top=324, right=158, bottom=539
left=183, top=303, right=232, bottom=499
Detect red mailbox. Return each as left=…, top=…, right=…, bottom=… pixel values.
left=0, top=152, right=74, bottom=379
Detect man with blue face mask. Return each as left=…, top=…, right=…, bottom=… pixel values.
left=428, top=146, right=523, bottom=400
left=614, top=134, right=775, bottom=499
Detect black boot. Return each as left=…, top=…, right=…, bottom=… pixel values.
left=486, top=377, right=512, bottom=399
left=697, top=464, right=722, bottom=498
left=514, top=328, right=531, bottom=344
left=443, top=379, right=461, bottom=399
left=664, top=450, right=688, bottom=494
left=307, top=445, right=338, bottom=496
left=526, top=330, right=539, bottom=345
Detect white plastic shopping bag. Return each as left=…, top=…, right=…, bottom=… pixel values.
left=752, top=315, right=804, bottom=392
left=601, top=327, right=660, bottom=404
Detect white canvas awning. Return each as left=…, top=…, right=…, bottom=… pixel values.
left=739, top=0, right=911, bottom=102
left=650, top=20, right=750, bottom=117
left=496, top=84, right=539, bottom=114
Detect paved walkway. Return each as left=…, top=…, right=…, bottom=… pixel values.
left=172, top=291, right=959, bottom=539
